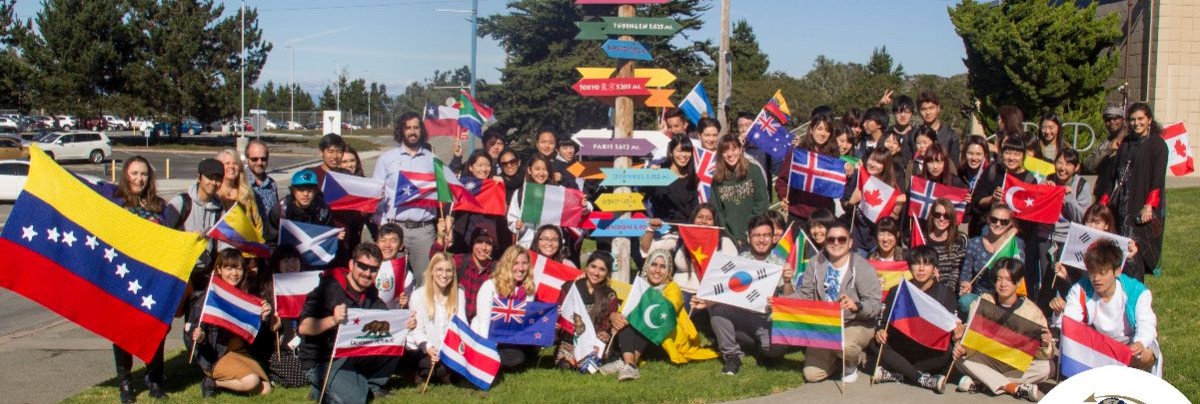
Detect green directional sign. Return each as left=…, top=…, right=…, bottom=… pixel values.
left=575, top=17, right=683, bottom=40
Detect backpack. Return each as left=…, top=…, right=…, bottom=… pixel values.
left=171, top=192, right=192, bottom=230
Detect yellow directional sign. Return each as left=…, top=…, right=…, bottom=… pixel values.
left=576, top=67, right=615, bottom=80
left=595, top=192, right=646, bottom=212
left=575, top=67, right=675, bottom=87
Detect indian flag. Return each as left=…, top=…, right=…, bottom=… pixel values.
left=520, top=183, right=585, bottom=228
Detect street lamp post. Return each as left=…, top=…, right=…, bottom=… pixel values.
left=289, top=45, right=294, bottom=127
left=436, top=3, right=480, bottom=154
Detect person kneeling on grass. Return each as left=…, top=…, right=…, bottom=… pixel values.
left=1062, top=239, right=1161, bottom=376
left=189, top=249, right=280, bottom=397
left=470, top=245, right=540, bottom=370
left=953, top=258, right=1051, bottom=401
left=554, top=252, right=619, bottom=373
left=407, top=252, right=468, bottom=385
left=868, top=246, right=963, bottom=393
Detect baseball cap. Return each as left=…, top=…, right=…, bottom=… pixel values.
left=291, top=169, right=318, bottom=187
left=470, top=227, right=496, bottom=245
left=1103, top=106, right=1124, bottom=118
left=197, top=159, right=224, bottom=179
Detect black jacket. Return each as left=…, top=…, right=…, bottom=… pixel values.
left=297, top=268, right=388, bottom=367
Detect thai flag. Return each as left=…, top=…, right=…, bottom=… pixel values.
left=908, top=175, right=969, bottom=222
left=323, top=170, right=384, bottom=214
left=272, top=271, right=321, bottom=319
left=788, top=149, right=847, bottom=199
left=1060, top=316, right=1133, bottom=378
left=694, top=147, right=716, bottom=203
left=889, top=279, right=957, bottom=350
left=198, top=278, right=264, bottom=343
left=441, top=316, right=501, bottom=390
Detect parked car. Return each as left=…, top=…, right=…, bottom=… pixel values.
left=0, top=117, right=16, bottom=129
left=82, top=116, right=109, bottom=131
left=129, top=117, right=154, bottom=131
left=33, top=116, right=54, bottom=128
left=304, top=122, right=321, bottom=130
left=0, top=136, right=30, bottom=160
left=264, top=120, right=280, bottom=131
left=35, top=131, right=112, bottom=163
left=285, top=121, right=304, bottom=130
left=55, top=115, right=76, bottom=130
left=151, top=119, right=204, bottom=137
left=0, top=159, right=108, bottom=201
left=104, top=115, right=129, bottom=130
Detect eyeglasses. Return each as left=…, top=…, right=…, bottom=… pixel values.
left=500, top=159, right=520, bottom=167
left=931, top=211, right=951, bottom=220
left=988, top=216, right=1012, bottom=226
left=826, top=236, right=850, bottom=245
left=247, top=157, right=268, bottom=162
left=354, top=260, right=380, bottom=273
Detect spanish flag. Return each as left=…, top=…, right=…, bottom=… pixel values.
left=869, top=260, right=912, bottom=301
left=961, top=299, right=1044, bottom=372
left=0, top=148, right=207, bottom=362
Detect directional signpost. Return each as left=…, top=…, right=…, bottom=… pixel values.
left=575, top=67, right=676, bottom=87
left=599, top=168, right=677, bottom=187
left=575, top=17, right=684, bottom=40
left=572, top=129, right=670, bottom=160
left=572, top=77, right=651, bottom=97
left=568, top=160, right=645, bottom=180
left=591, top=218, right=669, bottom=238
left=595, top=192, right=646, bottom=212
left=602, top=39, right=653, bottom=61
left=576, top=138, right=656, bottom=157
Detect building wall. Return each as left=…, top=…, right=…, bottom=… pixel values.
left=1151, top=0, right=1200, bottom=135
left=1098, top=0, right=1153, bottom=106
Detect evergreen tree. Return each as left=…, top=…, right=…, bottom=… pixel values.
left=0, top=0, right=33, bottom=111
left=730, top=19, right=768, bottom=81
left=23, top=0, right=138, bottom=115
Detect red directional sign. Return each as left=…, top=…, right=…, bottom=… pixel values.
left=572, top=77, right=651, bottom=97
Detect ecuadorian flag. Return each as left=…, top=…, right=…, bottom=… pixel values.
left=0, top=148, right=207, bottom=362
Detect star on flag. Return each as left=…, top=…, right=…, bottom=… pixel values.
left=128, top=280, right=142, bottom=294
left=85, top=235, right=98, bottom=250
left=103, top=247, right=118, bottom=263
left=21, top=225, right=37, bottom=241
left=46, top=227, right=59, bottom=242
left=60, top=231, right=76, bottom=247
left=115, top=263, right=129, bottom=278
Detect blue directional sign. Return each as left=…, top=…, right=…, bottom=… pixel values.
left=590, top=218, right=670, bottom=238
left=599, top=168, right=677, bottom=187
left=602, top=39, right=653, bottom=61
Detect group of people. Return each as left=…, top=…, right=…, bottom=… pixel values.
left=99, top=92, right=1167, bottom=403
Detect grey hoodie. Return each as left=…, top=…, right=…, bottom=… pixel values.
left=163, top=183, right=223, bottom=268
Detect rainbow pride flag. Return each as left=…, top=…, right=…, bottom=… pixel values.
left=771, top=224, right=796, bottom=264
left=770, top=297, right=842, bottom=350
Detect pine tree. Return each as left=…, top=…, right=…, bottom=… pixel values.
left=23, top=0, right=138, bottom=115
left=730, top=19, right=769, bottom=81
left=0, top=0, right=33, bottom=111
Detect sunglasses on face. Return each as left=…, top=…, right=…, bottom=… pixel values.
left=247, top=157, right=268, bottom=162
left=932, top=211, right=951, bottom=220
left=988, top=216, right=1012, bottom=226
left=354, top=260, right=380, bottom=273
left=826, top=236, right=850, bottom=245
left=500, top=159, right=519, bottom=166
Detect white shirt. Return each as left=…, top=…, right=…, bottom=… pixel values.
left=1063, top=283, right=1157, bottom=347
left=406, top=286, right=467, bottom=351
left=372, top=146, right=436, bottom=223
left=469, top=280, right=534, bottom=339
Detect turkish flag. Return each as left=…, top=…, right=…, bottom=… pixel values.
left=678, top=224, right=720, bottom=280
left=1002, top=173, right=1066, bottom=224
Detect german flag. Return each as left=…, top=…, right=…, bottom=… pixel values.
left=961, top=299, right=1043, bottom=372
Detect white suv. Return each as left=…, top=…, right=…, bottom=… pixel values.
left=104, top=115, right=129, bottom=130
left=36, top=131, right=112, bottom=163
left=0, top=117, right=16, bottom=129
left=55, top=115, right=76, bottom=130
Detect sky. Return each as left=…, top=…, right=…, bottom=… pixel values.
left=14, top=0, right=968, bottom=98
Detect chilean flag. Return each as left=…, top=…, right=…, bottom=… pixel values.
left=441, top=316, right=501, bottom=390
left=323, top=170, right=384, bottom=213
left=199, top=278, right=265, bottom=343
left=889, top=279, right=957, bottom=350
left=272, top=271, right=321, bottom=319
left=1060, top=316, right=1133, bottom=378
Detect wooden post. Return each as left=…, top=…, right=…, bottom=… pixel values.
left=716, top=0, right=731, bottom=135
left=611, top=4, right=636, bottom=283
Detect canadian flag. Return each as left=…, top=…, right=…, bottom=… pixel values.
left=1163, top=122, right=1194, bottom=176
left=858, top=174, right=899, bottom=223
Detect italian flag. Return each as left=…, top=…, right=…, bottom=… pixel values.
left=520, top=183, right=585, bottom=228
left=530, top=250, right=582, bottom=303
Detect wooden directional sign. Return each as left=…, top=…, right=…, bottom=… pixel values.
left=599, top=168, right=677, bottom=187
left=576, top=138, right=656, bottom=157
left=573, top=77, right=651, bottom=97
left=568, top=160, right=646, bottom=180
left=572, top=129, right=670, bottom=160
left=643, top=89, right=675, bottom=108
left=581, top=211, right=647, bottom=230
left=595, top=192, right=646, bottom=212
left=575, top=17, right=683, bottom=40
left=591, top=218, right=669, bottom=238
left=576, top=67, right=615, bottom=80
left=576, top=0, right=669, bottom=4
left=602, top=39, right=653, bottom=61
left=575, top=67, right=676, bottom=87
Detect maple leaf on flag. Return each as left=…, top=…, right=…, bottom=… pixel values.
left=864, top=188, right=883, bottom=207
left=1176, top=139, right=1188, bottom=158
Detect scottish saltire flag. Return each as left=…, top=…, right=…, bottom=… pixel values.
left=323, top=170, right=384, bottom=214
left=747, top=109, right=793, bottom=160
left=489, top=298, right=557, bottom=347
left=694, top=147, right=716, bottom=203
left=908, top=175, right=969, bottom=222
left=456, top=91, right=494, bottom=138
left=1060, top=316, right=1133, bottom=378
left=199, top=278, right=264, bottom=343
left=678, top=81, right=713, bottom=125
left=789, top=149, right=847, bottom=199
left=332, top=308, right=412, bottom=358
left=889, top=279, right=957, bottom=350
left=696, top=253, right=784, bottom=314
left=442, top=316, right=500, bottom=390
left=424, top=100, right=461, bottom=137
left=279, top=219, right=339, bottom=266
left=0, top=149, right=207, bottom=362
left=272, top=271, right=321, bottom=319
left=207, top=203, right=269, bottom=258
left=770, top=297, right=842, bottom=349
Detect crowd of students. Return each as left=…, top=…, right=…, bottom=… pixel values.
left=101, top=92, right=1167, bottom=403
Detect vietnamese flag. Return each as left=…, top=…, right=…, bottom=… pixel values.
left=1002, top=173, right=1066, bottom=224
left=678, top=224, right=719, bottom=280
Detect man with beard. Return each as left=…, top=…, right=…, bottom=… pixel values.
left=372, top=112, right=438, bottom=285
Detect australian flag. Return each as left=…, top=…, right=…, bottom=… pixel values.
left=747, top=110, right=793, bottom=160
left=489, top=298, right=557, bottom=347
left=789, top=149, right=848, bottom=199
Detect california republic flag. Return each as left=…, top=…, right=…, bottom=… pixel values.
left=696, top=253, right=783, bottom=314
left=858, top=175, right=899, bottom=223
left=558, top=286, right=605, bottom=361
left=332, top=308, right=412, bottom=358
left=1163, top=122, right=1194, bottom=176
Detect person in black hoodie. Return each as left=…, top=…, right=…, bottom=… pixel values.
left=1096, top=102, right=1167, bottom=281
left=270, top=169, right=341, bottom=270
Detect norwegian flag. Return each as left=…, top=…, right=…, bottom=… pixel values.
left=694, top=147, right=716, bottom=203
left=908, top=175, right=970, bottom=222
left=788, top=148, right=847, bottom=199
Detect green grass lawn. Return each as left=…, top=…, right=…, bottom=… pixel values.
left=65, top=188, right=1200, bottom=403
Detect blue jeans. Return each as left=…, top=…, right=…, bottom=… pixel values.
left=306, top=356, right=400, bottom=404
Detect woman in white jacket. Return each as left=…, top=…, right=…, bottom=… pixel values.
left=470, top=245, right=538, bottom=370
left=407, top=252, right=467, bottom=385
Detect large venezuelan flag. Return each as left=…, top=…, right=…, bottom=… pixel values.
left=961, top=299, right=1044, bottom=372
left=770, top=297, right=842, bottom=350
left=0, top=149, right=208, bottom=362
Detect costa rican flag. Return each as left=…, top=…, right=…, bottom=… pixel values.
left=908, top=175, right=969, bottom=222
left=198, top=278, right=264, bottom=343
left=441, top=317, right=500, bottom=390
left=694, top=147, right=716, bottom=203
left=788, top=149, right=847, bottom=199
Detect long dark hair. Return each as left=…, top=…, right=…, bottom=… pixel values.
left=1126, top=102, right=1162, bottom=137
left=580, top=250, right=615, bottom=319
left=922, top=143, right=958, bottom=184
left=343, top=146, right=364, bottom=176
left=667, top=134, right=698, bottom=189
left=115, top=155, right=163, bottom=213
left=463, top=150, right=493, bottom=180
left=799, top=114, right=838, bottom=156
left=393, top=112, right=428, bottom=147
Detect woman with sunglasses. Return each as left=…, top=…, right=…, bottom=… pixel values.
left=1096, top=102, right=1167, bottom=282
left=924, top=198, right=967, bottom=291
left=958, top=204, right=1024, bottom=316
left=496, top=148, right=525, bottom=200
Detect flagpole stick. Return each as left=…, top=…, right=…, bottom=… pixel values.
left=841, top=306, right=846, bottom=395
left=189, top=283, right=214, bottom=364
left=318, top=355, right=334, bottom=404
left=939, top=301, right=979, bottom=392
left=968, top=232, right=1017, bottom=286
left=420, top=363, right=436, bottom=394
left=871, top=280, right=901, bottom=385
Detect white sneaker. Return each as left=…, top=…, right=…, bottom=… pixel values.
left=617, top=363, right=640, bottom=381
left=842, top=369, right=858, bottom=383
left=957, top=376, right=976, bottom=393
left=598, top=360, right=624, bottom=375
left=1016, top=383, right=1041, bottom=402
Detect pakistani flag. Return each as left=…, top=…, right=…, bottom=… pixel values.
left=626, top=287, right=676, bottom=344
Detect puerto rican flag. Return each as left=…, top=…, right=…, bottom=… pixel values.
left=1060, top=316, right=1133, bottom=378
left=323, top=170, right=385, bottom=214
left=530, top=251, right=582, bottom=303
left=441, top=316, right=501, bottom=390
left=396, top=157, right=471, bottom=208
left=272, top=271, right=321, bottom=319
left=694, top=147, right=716, bottom=203
left=908, top=175, right=969, bottom=222
left=788, top=148, right=847, bottom=199
left=198, top=278, right=264, bottom=343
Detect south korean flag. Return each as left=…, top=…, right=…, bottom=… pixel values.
left=1060, top=222, right=1133, bottom=270
left=697, top=253, right=784, bottom=314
